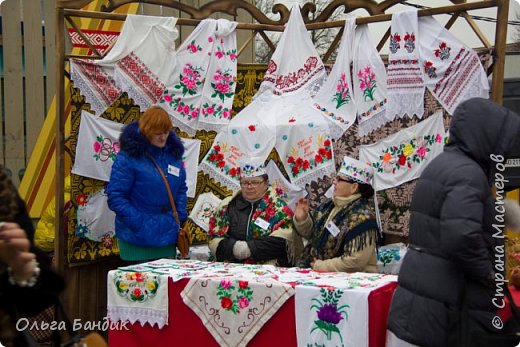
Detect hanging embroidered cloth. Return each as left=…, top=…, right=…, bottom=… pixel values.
left=359, top=111, right=446, bottom=191
left=159, top=19, right=238, bottom=136
left=312, top=16, right=357, bottom=140
left=386, top=9, right=425, bottom=120
left=70, top=15, right=179, bottom=115
left=189, top=192, right=222, bottom=232
left=353, top=25, right=389, bottom=137
left=180, top=138, right=201, bottom=198
left=265, top=160, right=307, bottom=211
left=418, top=16, right=489, bottom=114
left=181, top=277, right=294, bottom=347
left=71, top=111, right=124, bottom=181
left=107, top=270, right=169, bottom=328
left=76, top=188, right=115, bottom=242
left=199, top=5, right=335, bottom=191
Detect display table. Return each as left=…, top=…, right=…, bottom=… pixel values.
left=108, top=260, right=397, bottom=347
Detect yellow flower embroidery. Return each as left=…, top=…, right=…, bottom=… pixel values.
left=403, top=144, right=414, bottom=157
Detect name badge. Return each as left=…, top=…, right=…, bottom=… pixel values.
left=254, top=217, right=270, bottom=230
left=168, top=165, right=180, bottom=177
left=326, top=221, right=341, bottom=237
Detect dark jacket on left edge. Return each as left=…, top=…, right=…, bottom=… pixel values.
left=106, top=121, right=188, bottom=247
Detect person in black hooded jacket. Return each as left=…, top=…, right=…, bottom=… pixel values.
left=387, top=98, right=520, bottom=347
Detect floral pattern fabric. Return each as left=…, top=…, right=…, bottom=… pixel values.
left=71, top=111, right=124, bottom=182
left=359, top=111, right=446, bottom=191
left=189, top=192, right=222, bottom=232
left=76, top=188, right=115, bottom=242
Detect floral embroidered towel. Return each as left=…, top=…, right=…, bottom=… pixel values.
left=295, top=285, right=369, bottom=347
left=159, top=19, right=238, bottom=136
left=181, top=277, right=294, bottom=347
left=76, top=188, right=115, bottom=242
left=312, top=16, right=357, bottom=140
left=265, top=160, right=307, bottom=211
left=107, top=270, right=169, bottom=328
left=71, top=111, right=123, bottom=181
left=418, top=16, right=489, bottom=114
left=359, top=111, right=445, bottom=191
left=353, top=25, right=388, bottom=137
left=386, top=9, right=425, bottom=119
left=181, top=138, right=201, bottom=198
left=189, top=192, right=222, bottom=232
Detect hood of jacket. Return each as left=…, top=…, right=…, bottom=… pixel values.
left=446, top=97, right=520, bottom=180
left=119, top=121, right=184, bottom=159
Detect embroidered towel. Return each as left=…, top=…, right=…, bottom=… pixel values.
left=189, top=192, right=222, bottom=232
left=181, top=277, right=294, bottom=347
left=353, top=25, right=388, bottom=137
left=359, top=111, right=446, bottom=191
left=386, top=9, right=425, bottom=119
left=107, top=270, right=169, bottom=328
left=312, top=16, right=357, bottom=140
left=72, top=111, right=123, bottom=181
left=76, top=188, right=115, bottom=242
left=418, top=16, right=489, bottom=114
left=181, top=138, right=201, bottom=198
left=265, top=160, right=307, bottom=211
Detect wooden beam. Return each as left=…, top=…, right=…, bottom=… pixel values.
left=65, top=16, right=103, bottom=57
left=461, top=11, right=492, bottom=49
left=491, top=0, right=509, bottom=103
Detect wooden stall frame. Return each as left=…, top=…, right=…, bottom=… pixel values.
left=54, top=0, right=509, bottom=275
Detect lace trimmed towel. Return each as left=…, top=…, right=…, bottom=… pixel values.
left=159, top=19, right=238, bottom=136
left=353, top=25, right=389, bottom=137
left=76, top=188, right=115, bottom=242
left=189, top=192, right=222, bottom=232
left=199, top=5, right=335, bottom=191
left=312, top=16, right=357, bottom=140
left=359, top=111, right=446, bottom=191
left=418, top=16, right=489, bottom=114
left=70, top=15, right=178, bottom=115
left=386, top=9, right=425, bottom=120
left=71, top=111, right=124, bottom=181
left=181, top=277, right=294, bottom=347
left=107, top=269, right=169, bottom=328
left=259, top=3, right=326, bottom=97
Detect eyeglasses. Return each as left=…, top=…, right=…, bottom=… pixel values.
left=336, top=177, right=356, bottom=184
left=240, top=180, right=265, bottom=187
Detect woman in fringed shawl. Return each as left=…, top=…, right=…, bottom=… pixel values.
left=294, top=156, right=379, bottom=272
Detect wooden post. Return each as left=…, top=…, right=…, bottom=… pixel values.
left=491, top=0, right=509, bottom=104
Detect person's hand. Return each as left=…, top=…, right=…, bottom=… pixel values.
left=295, top=198, right=310, bottom=222
left=310, top=257, right=317, bottom=269
left=0, top=223, right=37, bottom=281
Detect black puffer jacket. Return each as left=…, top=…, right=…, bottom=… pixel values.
left=388, top=98, right=520, bottom=347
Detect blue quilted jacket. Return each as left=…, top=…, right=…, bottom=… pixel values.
left=106, top=121, right=188, bottom=247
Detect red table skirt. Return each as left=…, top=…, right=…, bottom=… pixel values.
left=109, top=278, right=397, bottom=347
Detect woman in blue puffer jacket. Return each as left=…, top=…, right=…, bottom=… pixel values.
left=106, top=106, right=187, bottom=262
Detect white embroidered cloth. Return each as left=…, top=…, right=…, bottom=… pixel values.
left=418, top=16, right=489, bottom=114
left=181, top=277, right=294, bottom=347
left=159, top=19, right=238, bottom=136
left=70, top=15, right=178, bottom=115
left=107, top=270, right=169, bottom=328
left=312, top=16, right=357, bottom=140
left=353, top=25, right=388, bottom=137
left=180, top=138, right=201, bottom=198
left=189, top=192, right=222, bottom=232
left=386, top=9, right=425, bottom=120
left=76, top=188, right=115, bottom=242
left=199, top=5, right=335, bottom=191
left=71, top=111, right=124, bottom=181
left=265, top=160, right=307, bottom=211
left=295, top=273, right=397, bottom=347
left=359, top=111, right=446, bottom=191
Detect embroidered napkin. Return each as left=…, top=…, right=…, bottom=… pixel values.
left=181, top=277, right=294, bottom=347
left=265, top=160, right=307, bottom=211
left=312, top=16, right=357, bottom=140
left=71, top=111, right=124, bottom=181
left=359, top=111, right=445, bottom=191
left=107, top=270, right=169, bottom=328
left=418, top=16, right=489, bottom=114
left=189, top=192, right=222, bottom=232
left=76, top=188, right=115, bottom=241
left=386, top=9, right=425, bottom=120
left=180, top=138, right=201, bottom=198
left=353, top=25, right=388, bottom=137
left=159, top=19, right=238, bottom=136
